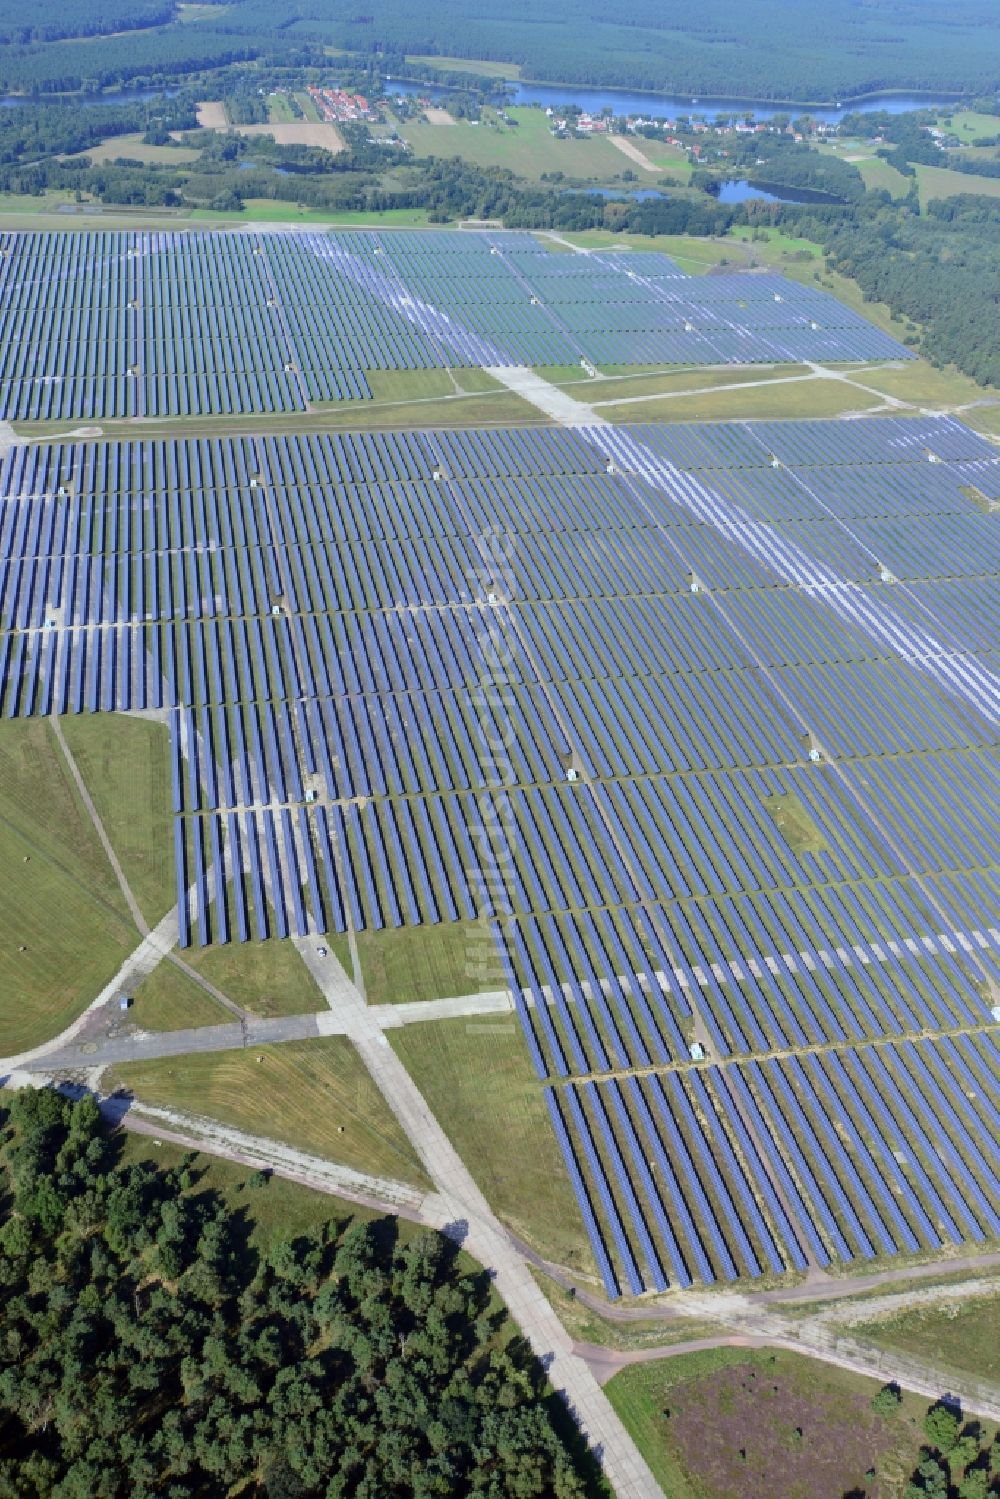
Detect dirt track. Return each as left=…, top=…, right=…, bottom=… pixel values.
left=608, top=133, right=659, bottom=172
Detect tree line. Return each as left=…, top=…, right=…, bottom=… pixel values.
left=0, top=1087, right=593, bottom=1497
left=869, top=1386, right=1000, bottom=1499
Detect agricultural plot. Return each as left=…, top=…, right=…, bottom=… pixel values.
left=1, top=413, right=997, bottom=1297
left=0, top=230, right=912, bottom=422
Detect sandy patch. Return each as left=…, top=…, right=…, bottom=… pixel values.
left=608, top=134, right=659, bottom=172
left=196, top=100, right=228, bottom=129
left=235, top=122, right=345, bottom=153
left=423, top=107, right=456, bottom=126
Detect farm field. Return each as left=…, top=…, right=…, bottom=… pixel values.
left=108, top=1039, right=431, bottom=1187
left=403, top=54, right=524, bottom=80
left=606, top=1346, right=977, bottom=1499
left=62, top=134, right=202, bottom=167
left=232, top=121, right=346, bottom=152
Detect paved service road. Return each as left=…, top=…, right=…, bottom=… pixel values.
left=294, top=938, right=668, bottom=1499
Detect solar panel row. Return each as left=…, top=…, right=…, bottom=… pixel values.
left=0, top=230, right=914, bottom=421
left=1, top=414, right=997, bottom=1295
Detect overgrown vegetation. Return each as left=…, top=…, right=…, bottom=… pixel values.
left=903, top=1402, right=1000, bottom=1499
left=0, top=1087, right=592, bottom=1497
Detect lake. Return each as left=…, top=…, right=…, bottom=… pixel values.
left=385, top=76, right=963, bottom=126
left=715, top=179, right=845, bottom=205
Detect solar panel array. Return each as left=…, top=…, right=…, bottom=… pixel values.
left=1, top=412, right=997, bottom=1293
left=0, top=229, right=913, bottom=421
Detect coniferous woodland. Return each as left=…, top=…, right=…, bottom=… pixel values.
left=0, top=0, right=997, bottom=101
left=0, top=1089, right=590, bottom=1498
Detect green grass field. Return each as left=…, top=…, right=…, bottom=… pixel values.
left=552, top=226, right=821, bottom=279
left=357, top=920, right=505, bottom=1006
left=583, top=364, right=807, bottom=402
left=128, top=960, right=230, bottom=1032
left=181, top=939, right=326, bottom=1018
left=399, top=107, right=632, bottom=183
left=600, top=374, right=882, bottom=423
left=964, top=405, right=1000, bottom=438
left=857, top=156, right=913, bottom=198
left=0, top=720, right=138, bottom=1054
left=62, top=134, right=201, bottom=167
left=109, top=1039, right=430, bottom=1187
left=937, top=110, right=1000, bottom=143
left=853, top=359, right=994, bottom=408
left=9, top=388, right=546, bottom=445
left=296, top=91, right=322, bottom=124
left=266, top=92, right=295, bottom=123
left=916, top=162, right=1000, bottom=207
left=390, top=1017, right=595, bottom=1276
left=365, top=368, right=457, bottom=402
left=403, top=54, right=523, bottom=80
left=190, top=202, right=432, bottom=227
left=856, top=1293, right=1000, bottom=1383
left=58, top=712, right=176, bottom=926
left=0, top=191, right=80, bottom=217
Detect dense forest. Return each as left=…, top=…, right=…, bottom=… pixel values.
left=0, top=0, right=173, bottom=46
left=1, top=0, right=999, bottom=102
left=0, top=32, right=275, bottom=95
left=0, top=1088, right=590, bottom=1497
left=818, top=193, right=1000, bottom=387
left=319, top=0, right=1000, bottom=101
